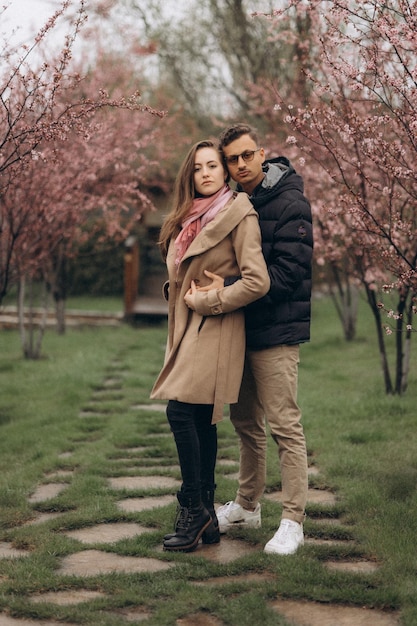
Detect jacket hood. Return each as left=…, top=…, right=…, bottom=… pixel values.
left=262, top=157, right=292, bottom=188
left=239, top=156, right=303, bottom=209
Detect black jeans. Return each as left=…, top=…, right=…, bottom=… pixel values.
left=166, top=400, right=217, bottom=500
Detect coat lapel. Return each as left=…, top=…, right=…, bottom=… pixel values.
left=180, top=194, right=252, bottom=263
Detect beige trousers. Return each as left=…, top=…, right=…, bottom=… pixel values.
left=230, top=344, right=308, bottom=524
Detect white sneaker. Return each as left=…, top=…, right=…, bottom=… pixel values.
left=216, top=501, right=261, bottom=533
left=264, top=519, right=304, bottom=555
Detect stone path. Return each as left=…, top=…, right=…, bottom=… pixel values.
left=0, top=367, right=400, bottom=626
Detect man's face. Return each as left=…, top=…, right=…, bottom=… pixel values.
left=222, top=134, right=265, bottom=194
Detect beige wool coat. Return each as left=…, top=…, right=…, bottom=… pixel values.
left=150, top=192, right=270, bottom=423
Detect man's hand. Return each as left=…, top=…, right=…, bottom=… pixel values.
left=195, top=270, right=224, bottom=292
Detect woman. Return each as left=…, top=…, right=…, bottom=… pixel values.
left=151, top=140, right=269, bottom=552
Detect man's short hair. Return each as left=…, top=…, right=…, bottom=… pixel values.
left=218, top=123, right=259, bottom=149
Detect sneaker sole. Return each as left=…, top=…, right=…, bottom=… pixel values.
left=264, top=539, right=304, bottom=555
left=219, top=520, right=261, bottom=533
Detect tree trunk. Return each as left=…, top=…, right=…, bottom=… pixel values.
left=401, top=327, right=412, bottom=395
left=18, top=276, right=27, bottom=354
left=33, top=280, right=49, bottom=359
left=54, top=298, right=66, bottom=335
left=394, top=293, right=406, bottom=395
left=397, top=291, right=414, bottom=394
left=365, top=286, right=393, bottom=394
left=329, top=264, right=358, bottom=341
left=18, top=276, right=50, bottom=360
left=51, top=245, right=67, bottom=335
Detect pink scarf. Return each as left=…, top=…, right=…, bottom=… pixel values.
left=174, top=184, right=233, bottom=267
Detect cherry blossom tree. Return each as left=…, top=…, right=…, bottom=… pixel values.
left=0, top=0, right=168, bottom=356
left=253, top=0, right=416, bottom=394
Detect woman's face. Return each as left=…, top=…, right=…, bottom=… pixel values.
left=193, top=147, right=227, bottom=196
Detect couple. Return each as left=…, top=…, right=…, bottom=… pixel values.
left=151, top=123, right=313, bottom=556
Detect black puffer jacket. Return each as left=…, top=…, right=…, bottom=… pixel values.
left=232, top=156, right=313, bottom=350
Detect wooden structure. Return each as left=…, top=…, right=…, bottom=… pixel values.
left=123, top=235, right=167, bottom=323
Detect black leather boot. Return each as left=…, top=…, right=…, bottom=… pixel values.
left=164, top=489, right=220, bottom=544
left=163, top=493, right=211, bottom=553
left=201, top=487, right=220, bottom=544
left=164, top=491, right=182, bottom=541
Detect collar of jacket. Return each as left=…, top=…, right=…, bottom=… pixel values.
left=180, top=192, right=254, bottom=262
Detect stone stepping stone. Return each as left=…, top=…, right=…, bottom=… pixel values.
left=217, top=459, right=238, bottom=467
left=0, top=616, right=79, bottom=626
left=270, top=598, right=399, bottom=625
left=103, top=378, right=123, bottom=387
left=306, top=489, right=337, bottom=505
left=130, top=404, right=166, bottom=412
left=109, top=476, right=180, bottom=491
left=0, top=542, right=30, bottom=559
left=192, top=572, right=275, bottom=587
left=325, top=559, right=379, bottom=574
left=58, top=452, right=73, bottom=459
left=158, top=536, right=259, bottom=564
left=191, top=536, right=259, bottom=563
left=117, top=456, right=174, bottom=465
left=115, top=465, right=179, bottom=474
left=58, top=549, right=173, bottom=576
left=63, top=522, right=152, bottom=544
left=118, top=446, right=148, bottom=454
left=24, top=512, right=67, bottom=526
left=30, top=590, right=104, bottom=605
left=265, top=488, right=337, bottom=506
left=91, top=395, right=124, bottom=404
left=116, top=494, right=176, bottom=513
left=110, top=607, right=152, bottom=622
left=44, top=470, right=74, bottom=479
left=28, top=483, right=68, bottom=503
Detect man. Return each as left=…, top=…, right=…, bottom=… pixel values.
left=213, top=123, right=313, bottom=555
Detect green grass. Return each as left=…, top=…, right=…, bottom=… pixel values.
left=0, top=296, right=416, bottom=625
left=65, top=295, right=124, bottom=312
